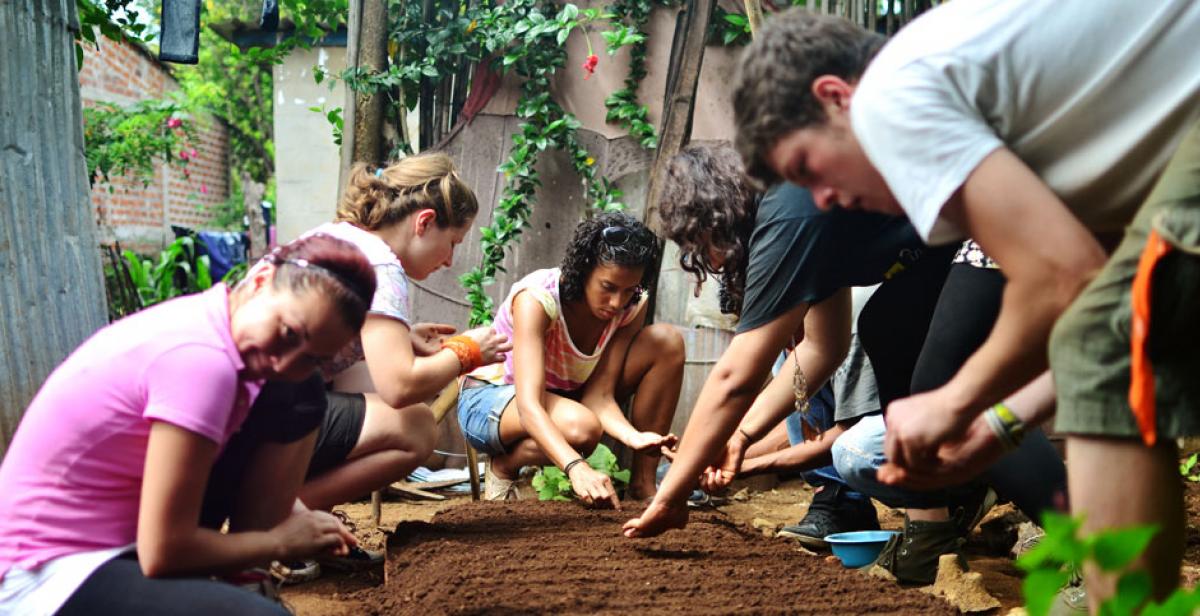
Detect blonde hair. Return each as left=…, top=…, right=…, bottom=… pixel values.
left=335, top=153, right=479, bottom=230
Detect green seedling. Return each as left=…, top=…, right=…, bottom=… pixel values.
left=532, top=443, right=631, bottom=501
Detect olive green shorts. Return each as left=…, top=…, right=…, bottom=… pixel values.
left=1050, top=122, right=1200, bottom=439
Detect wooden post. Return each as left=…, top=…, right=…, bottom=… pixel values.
left=241, top=172, right=267, bottom=260
left=338, top=0, right=388, bottom=192
left=643, top=0, right=716, bottom=232
left=743, top=0, right=764, bottom=36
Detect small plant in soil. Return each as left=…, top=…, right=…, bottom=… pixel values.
left=532, top=443, right=630, bottom=501
left=1017, top=511, right=1200, bottom=616
left=1180, top=453, right=1200, bottom=482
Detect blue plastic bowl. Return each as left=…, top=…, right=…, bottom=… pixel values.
left=824, top=530, right=899, bottom=568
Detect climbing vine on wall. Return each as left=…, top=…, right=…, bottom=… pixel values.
left=314, top=0, right=649, bottom=325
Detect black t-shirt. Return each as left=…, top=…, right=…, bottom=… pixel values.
left=736, top=183, right=926, bottom=333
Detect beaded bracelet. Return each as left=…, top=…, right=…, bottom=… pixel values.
left=441, top=335, right=483, bottom=375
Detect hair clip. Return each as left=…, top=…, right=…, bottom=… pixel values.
left=375, top=168, right=384, bottom=178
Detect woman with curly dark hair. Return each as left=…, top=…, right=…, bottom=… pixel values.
left=458, top=212, right=685, bottom=505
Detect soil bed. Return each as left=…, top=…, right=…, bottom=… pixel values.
left=347, top=500, right=961, bottom=615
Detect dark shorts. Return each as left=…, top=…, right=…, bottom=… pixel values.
left=200, top=374, right=328, bottom=529
left=306, top=391, right=368, bottom=479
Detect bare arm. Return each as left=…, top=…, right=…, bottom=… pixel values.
left=884, top=148, right=1107, bottom=468
left=360, top=316, right=463, bottom=408
left=510, top=292, right=586, bottom=469
left=741, top=423, right=847, bottom=477
left=580, top=302, right=658, bottom=446
left=136, top=422, right=349, bottom=577
left=737, top=289, right=852, bottom=442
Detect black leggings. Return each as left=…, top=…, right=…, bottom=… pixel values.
left=910, top=264, right=1066, bottom=523
left=56, top=554, right=286, bottom=616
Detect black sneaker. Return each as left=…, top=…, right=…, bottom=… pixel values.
left=777, top=484, right=880, bottom=550
left=317, top=545, right=384, bottom=572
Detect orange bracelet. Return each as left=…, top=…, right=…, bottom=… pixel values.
left=442, top=335, right=483, bottom=375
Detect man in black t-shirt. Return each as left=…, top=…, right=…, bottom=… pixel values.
left=627, top=144, right=956, bottom=550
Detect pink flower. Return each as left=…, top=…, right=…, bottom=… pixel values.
left=200, top=184, right=208, bottom=195
left=188, top=148, right=197, bottom=158
left=179, top=150, right=190, bottom=160
left=166, top=117, right=182, bottom=129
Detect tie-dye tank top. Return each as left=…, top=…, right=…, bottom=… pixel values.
left=468, top=268, right=644, bottom=392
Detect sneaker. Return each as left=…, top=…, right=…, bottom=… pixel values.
left=484, top=464, right=520, bottom=501
left=1050, top=572, right=1088, bottom=614
left=868, top=514, right=966, bottom=585
left=269, top=559, right=321, bottom=585
left=777, top=484, right=880, bottom=550
left=317, top=545, right=384, bottom=572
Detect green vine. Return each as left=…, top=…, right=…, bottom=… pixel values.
left=602, top=0, right=656, bottom=149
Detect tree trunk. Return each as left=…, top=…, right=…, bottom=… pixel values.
left=241, top=171, right=268, bottom=260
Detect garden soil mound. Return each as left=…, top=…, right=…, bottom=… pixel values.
left=348, top=500, right=960, bottom=615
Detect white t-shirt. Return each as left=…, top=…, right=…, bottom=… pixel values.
left=851, top=0, right=1200, bottom=244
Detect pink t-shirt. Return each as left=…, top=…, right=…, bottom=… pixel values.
left=469, top=268, right=644, bottom=392
left=0, top=285, right=263, bottom=582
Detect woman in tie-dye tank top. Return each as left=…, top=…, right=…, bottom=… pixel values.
left=458, top=212, right=685, bottom=506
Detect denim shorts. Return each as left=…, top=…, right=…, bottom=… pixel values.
left=457, top=382, right=516, bottom=456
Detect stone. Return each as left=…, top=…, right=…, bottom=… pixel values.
left=921, top=553, right=1002, bottom=613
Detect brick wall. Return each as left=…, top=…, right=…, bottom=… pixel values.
left=79, top=38, right=231, bottom=254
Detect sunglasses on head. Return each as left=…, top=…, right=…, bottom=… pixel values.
left=601, top=225, right=632, bottom=246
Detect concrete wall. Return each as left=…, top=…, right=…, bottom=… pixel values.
left=273, top=46, right=347, bottom=243
left=79, top=38, right=231, bottom=253
left=1, top=0, right=109, bottom=457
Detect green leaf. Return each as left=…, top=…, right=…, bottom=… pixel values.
left=723, top=13, right=748, bottom=26
left=1022, top=569, right=1070, bottom=616
left=1100, top=571, right=1151, bottom=616
left=1090, top=525, right=1158, bottom=572
left=1142, top=587, right=1200, bottom=616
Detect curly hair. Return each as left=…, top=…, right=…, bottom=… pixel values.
left=336, top=152, right=479, bottom=230
left=732, top=9, right=883, bottom=186
left=657, top=142, right=758, bottom=315
left=559, top=212, right=660, bottom=305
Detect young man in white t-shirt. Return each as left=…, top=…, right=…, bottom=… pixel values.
left=730, top=0, right=1200, bottom=608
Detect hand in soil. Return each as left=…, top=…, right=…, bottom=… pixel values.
left=878, top=412, right=1005, bottom=490
left=273, top=509, right=358, bottom=559
left=884, top=388, right=974, bottom=473
left=462, top=326, right=513, bottom=366
left=622, top=498, right=688, bottom=538
left=568, top=463, right=621, bottom=509
left=625, top=431, right=678, bottom=454
left=409, top=322, right=457, bottom=356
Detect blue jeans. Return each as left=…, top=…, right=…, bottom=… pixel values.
left=773, top=354, right=867, bottom=503
left=832, top=412, right=1065, bottom=522
left=832, top=413, right=947, bottom=509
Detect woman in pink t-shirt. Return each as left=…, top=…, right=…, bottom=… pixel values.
left=459, top=212, right=685, bottom=505
left=0, top=234, right=375, bottom=615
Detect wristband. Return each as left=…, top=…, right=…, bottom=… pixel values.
left=984, top=403, right=1026, bottom=452
left=737, top=428, right=754, bottom=443
left=441, top=335, right=483, bottom=375
left=562, top=457, right=588, bottom=476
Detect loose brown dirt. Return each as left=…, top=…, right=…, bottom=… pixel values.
left=280, top=477, right=1200, bottom=615
left=353, top=500, right=960, bottom=615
